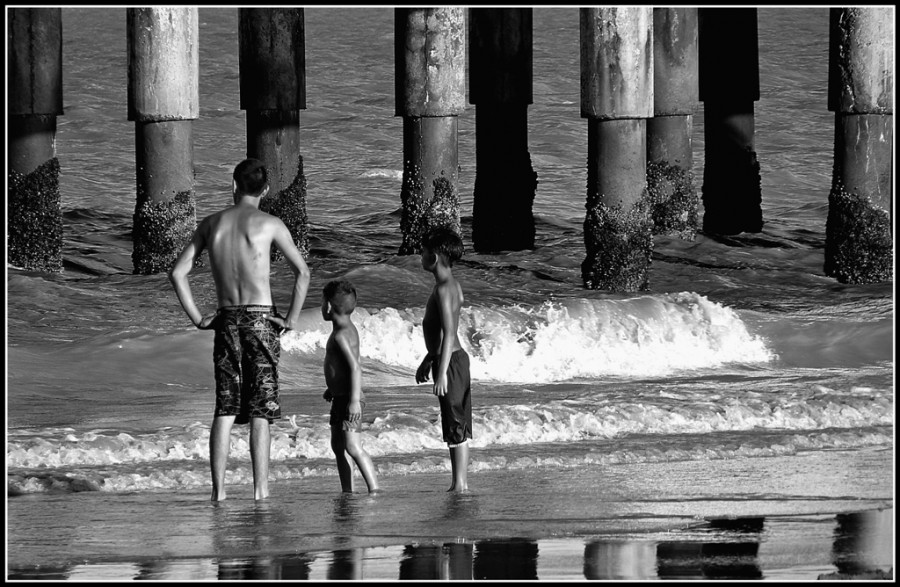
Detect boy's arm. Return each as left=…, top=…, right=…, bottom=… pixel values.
left=168, top=223, right=213, bottom=328
left=336, top=331, right=363, bottom=420
left=433, top=285, right=460, bottom=397
left=415, top=354, right=433, bottom=383
left=272, top=219, right=311, bottom=331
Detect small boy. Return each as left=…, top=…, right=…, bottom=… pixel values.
left=415, top=227, right=472, bottom=492
left=322, top=279, right=380, bottom=493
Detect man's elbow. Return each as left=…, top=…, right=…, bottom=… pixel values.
left=295, top=263, right=311, bottom=284
left=168, top=264, right=187, bottom=285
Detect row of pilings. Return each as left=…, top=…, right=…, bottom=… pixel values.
left=7, top=7, right=894, bottom=289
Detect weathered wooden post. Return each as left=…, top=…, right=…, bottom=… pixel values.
left=239, top=8, right=309, bottom=258
left=127, top=7, right=198, bottom=275
left=469, top=8, right=538, bottom=252
left=698, top=8, right=763, bottom=235
left=8, top=8, right=63, bottom=273
left=395, top=8, right=466, bottom=255
left=648, top=8, right=699, bottom=240
left=824, top=7, right=893, bottom=284
left=580, top=7, right=654, bottom=291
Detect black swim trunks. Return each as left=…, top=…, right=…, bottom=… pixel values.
left=432, top=349, right=472, bottom=446
left=328, top=393, right=366, bottom=433
left=213, top=305, right=282, bottom=424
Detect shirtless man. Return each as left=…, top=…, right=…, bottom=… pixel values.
left=169, top=158, right=310, bottom=501
left=415, top=227, right=472, bottom=492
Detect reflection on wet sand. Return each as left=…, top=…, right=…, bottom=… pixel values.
left=473, top=538, right=539, bottom=580
left=208, top=500, right=312, bottom=580
left=399, top=542, right=474, bottom=580
left=583, top=541, right=657, bottom=580
left=653, top=517, right=765, bottom=580
left=818, top=509, right=894, bottom=580
left=326, top=549, right=364, bottom=581
left=8, top=511, right=892, bottom=580
left=216, top=555, right=312, bottom=581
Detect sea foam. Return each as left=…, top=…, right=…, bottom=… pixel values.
left=282, top=292, right=775, bottom=382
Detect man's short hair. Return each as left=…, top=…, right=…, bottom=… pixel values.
left=423, top=227, right=464, bottom=266
left=323, top=279, right=357, bottom=315
left=233, top=158, right=268, bottom=196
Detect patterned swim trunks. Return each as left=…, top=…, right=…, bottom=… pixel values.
left=213, top=305, right=282, bottom=424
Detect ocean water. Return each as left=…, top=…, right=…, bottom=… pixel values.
left=6, top=7, right=894, bottom=581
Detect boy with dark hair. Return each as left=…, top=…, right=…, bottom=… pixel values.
left=322, top=279, right=380, bottom=493
left=169, top=158, right=310, bottom=501
left=415, top=227, right=472, bottom=492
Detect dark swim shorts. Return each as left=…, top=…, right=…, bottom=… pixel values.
left=432, top=349, right=472, bottom=446
left=213, top=305, right=282, bottom=424
left=329, top=394, right=366, bottom=433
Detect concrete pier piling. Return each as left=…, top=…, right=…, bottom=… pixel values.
left=580, top=7, right=654, bottom=291
left=824, top=7, right=893, bottom=284
left=698, top=8, right=763, bottom=235
left=395, top=8, right=466, bottom=255
left=648, top=8, right=699, bottom=240
left=10, top=8, right=889, bottom=291
left=239, top=8, right=310, bottom=259
left=8, top=8, right=63, bottom=273
left=469, top=8, right=538, bottom=253
left=127, top=8, right=199, bottom=275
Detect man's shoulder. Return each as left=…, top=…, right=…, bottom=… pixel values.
left=202, top=206, right=235, bottom=224
left=197, top=209, right=225, bottom=233
left=253, top=209, right=287, bottom=230
left=200, top=208, right=225, bottom=222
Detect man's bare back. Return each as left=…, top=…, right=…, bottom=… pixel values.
left=170, top=196, right=308, bottom=331
left=168, top=158, right=311, bottom=502
left=203, top=204, right=282, bottom=308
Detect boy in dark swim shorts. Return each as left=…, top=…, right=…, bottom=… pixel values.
left=415, top=228, right=472, bottom=492
left=321, top=279, right=380, bottom=493
left=170, top=159, right=310, bottom=501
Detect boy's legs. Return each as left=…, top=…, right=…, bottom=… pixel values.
left=343, top=430, right=380, bottom=493
left=439, top=350, right=471, bottom=492
left=249, top=417, right=271, bottom=500
left=330, top=427, right=354, bottom=492
left=448, top=441, right=469, bottom=492
left=210, top=414, right=237, bottom=501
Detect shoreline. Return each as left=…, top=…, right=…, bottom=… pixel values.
left=7, top=454, right=894, bottom=582
left=7, top=508, right=894, bottom=581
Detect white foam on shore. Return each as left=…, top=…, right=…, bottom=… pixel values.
left=282, top=292, right=776, bottom=383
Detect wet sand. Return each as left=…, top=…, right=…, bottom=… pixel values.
left=7, top=509, right=894, bottom=581
left=7, top=449, right=894, bottom=581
